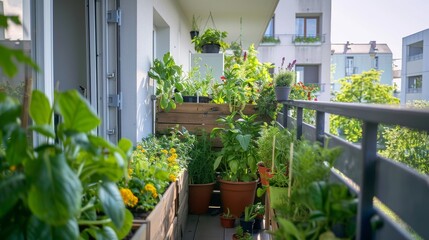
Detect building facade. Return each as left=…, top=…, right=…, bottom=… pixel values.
left=257, top=0, right=332, bottom=101
left=0, top=0, right=278, bottom=144
left=331, top=41, right=393, bottom=92
left=401, top=28, right=429, bottom=103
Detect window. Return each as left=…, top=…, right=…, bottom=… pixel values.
left=0, top=1, right=33, bottom=102
left=407, top=41, right=423, bottom=61
left=264, top=16, right=275, bottom=37
left=345, top=57, right=354, bottom=76
left=295, top=17, right=319, bottom=37
left=407, top=75, right=422, bottom=93
left=296, top=65, right=323, bottom=91
left=373, top=56, right=379, bottom=69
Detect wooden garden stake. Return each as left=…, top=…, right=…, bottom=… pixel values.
left=288, top=142, right=294, bottom=198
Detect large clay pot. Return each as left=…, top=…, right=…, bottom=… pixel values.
left=188, top=182, right=215, bottom=214
left=219, top=179, right=257, bottom=218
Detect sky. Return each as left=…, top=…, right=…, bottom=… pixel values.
left=331, top=0, right=429, bottom=60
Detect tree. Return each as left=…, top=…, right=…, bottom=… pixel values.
left=379, top=101, right=429, bottom=174
left=329, top=70, right=399, bottom=142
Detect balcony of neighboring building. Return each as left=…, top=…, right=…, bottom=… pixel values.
left=406, top=41, right=424, bottom=72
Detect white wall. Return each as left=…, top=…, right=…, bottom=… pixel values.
left=120, top=0, right=195, bottom=144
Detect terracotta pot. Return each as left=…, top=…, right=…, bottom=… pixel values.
left=257, top=165, right=273, bottom=186
left=220, top=215, right=235, bottom=228
left=188, top=182, right=215, bottom=214
left=219, top=179, right=257, bottom=218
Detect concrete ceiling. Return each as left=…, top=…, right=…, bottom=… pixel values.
left=177, top=0, right=279, bottom=49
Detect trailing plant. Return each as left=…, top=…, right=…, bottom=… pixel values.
left=211, top=112, right=262, bottom=182
left=0, top=90, right=133, bottom=239
left=148, top=52, right=184, bottom=112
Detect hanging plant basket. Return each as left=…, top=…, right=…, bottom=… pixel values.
left=202, top=44, right=220, bottom=53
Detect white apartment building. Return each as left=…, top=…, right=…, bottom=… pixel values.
left=257, top=0, right=332, bottom=101
left=331, top=41, right=393, bottom=92
left=401, top=28, right=429, bottom=103
left=0, top=0, right=278, bottom=144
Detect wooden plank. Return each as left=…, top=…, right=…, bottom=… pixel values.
left=156, top=123, right=219, bottom=134
left=131, top=220, right=149, bottom=240
left=176, top=171, right=189, bottom=215
left=146, top=182, right=177, bottom=240
left=176, top=194, right=189, bottom=240
left=157, top=103, right=257, bottom=115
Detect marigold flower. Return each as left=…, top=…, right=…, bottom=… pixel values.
left=137, top=145, right=142, bottom=149
left=128, top=168, right=133, bottom=177
left=144, top=183, right=158, bottom=198
left=161, top=149, right=168, bottom=155
left=169, top=174, right=177, bottom=182
left=120, top=188, right=138, bottom=207
left=169, top=148, right=176, bottom=154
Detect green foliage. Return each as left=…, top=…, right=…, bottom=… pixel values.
left=275, top=70, right=295, bottom=87
left=148, top=52, right=184, bottom=112
left=261, top=36, right=280, bottom=44
left=181, top=58, right=214, bottom=97
left=257, top=125, right=294, bottom=170
left=330, top=70, right=399, bottom=142
left=289, top=82, right=320, bottom=125
left=379, top=101, right=429, bottom=174
left=187, top=132, right=216, bottom=184
left=243, top=204, right=258, bottom=222
left=192, top=28, right=228, bottom=53
left=234, top=226, right=253, bottom=240
left=0, top=90, right=133, bottom=239
left=294, top=36, right=321, bottom=43
left=211, top=112, right=262, bottom=181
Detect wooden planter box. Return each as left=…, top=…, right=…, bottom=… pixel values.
left=131, top=171, right=188, bottom=240
left=156, top=103, right=258, bottom=134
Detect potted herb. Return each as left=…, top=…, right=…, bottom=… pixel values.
left=274, top=59, right=296, bottom=101
left=148, top=52, right=184, bottom=111
left=232, top=226, right=252, bottom=240
left=187, top=132, right=216, bottom=214
left=190, top=15, right=201, bottom=39
left=192, top=28, right=228, bottom=53
left=239, top=204, right=257, bottom=234
left=211, top=112, right=262, bottom=217
left=252, top=202, right=265, bottom=231
left=220, top=208, right=236, bottom=228
left=181, top=62, right=214, bottom=103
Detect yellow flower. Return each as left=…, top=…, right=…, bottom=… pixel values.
left=128, top=168, right=133, bottom=177
left=169, top=148, right=176, bottom=154
left=9, top=165, right=16, bottom=171
left=161, top=149, right=168, bottom=155
left=137, top=145, right=142, bottom=149
left=120, top=188, right=138, bottom=207
left=169, top=174, right=177, bottom=182
left=141, top=149, right=145, bottom=153
left=144, top=183, right=158, bottom=198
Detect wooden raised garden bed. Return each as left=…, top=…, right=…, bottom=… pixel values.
left=131, top=171, right=188, bottom=240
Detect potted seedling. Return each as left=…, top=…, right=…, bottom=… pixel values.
left=232, top=226, right=252, bottom=240
left=220, top=208, right=236, bottom=228
left=239, top=204, right=257, bottom=234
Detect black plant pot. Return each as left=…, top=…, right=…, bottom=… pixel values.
left=190, top=31, right=199, bottom=40
left=239, top=218, right=255, bottom=234
left=183, top=96, right=198, bottom=103
left=202, top=44, right=220, bottom=53
left=253, top=217, right=263, bottom=231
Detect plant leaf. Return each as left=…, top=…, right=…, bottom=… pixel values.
left=30, top=90, right=52, bottom=125
left=27, top=149, right=82, bottom=225
left=29, top=124, right=55, bottom=139
left=107, top=208, right=133, bottom=239
left=99, top=181, right=125, bottom=229
left=0, top=173, right=26, bottom=218
left=55, top=90, right=100, bottom=132
left=236, top=134, right=251, bottom=151
left=26, top=215, right=79, bottom=240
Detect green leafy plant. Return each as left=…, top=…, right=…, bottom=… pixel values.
left=242, top=204, right=258, bottom=222
left=275, top=70, right=295, bottom=87
left=0, top=90, right=133, bottom=239
left=233, top=226, right=253, bottom=240
left=294, top=35, right=321, bottom=43
left=148, top=52, right=184, bottom=112
left=222, top=208, right=234, bottom=219
left=257, top=125, right=294, bottom=170
left=255, top=82, right=281, bottom=120
left=262, top=36, right=281, bottom=44
left=211, top=112, right=262, bottom=182
left=192, top=28, right=228, bottom=53
left=182, top=59, right=214, bottom=97
left=187, top=132, right=216, bottom=184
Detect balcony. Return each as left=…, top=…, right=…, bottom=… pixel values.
left=407, top=53, right=423, bottom=61
left=277, top=100, right=429, bottom=239
left=292, top=34, right=326, bottom=45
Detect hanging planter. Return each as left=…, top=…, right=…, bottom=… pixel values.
left=202, top=43, right=220, bottom=53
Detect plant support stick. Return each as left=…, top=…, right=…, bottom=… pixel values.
left=271, top=135, right=276, bottom=172
left=288, top=142, right=294, bottom=198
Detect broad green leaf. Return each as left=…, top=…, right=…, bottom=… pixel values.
left=29, top=124, right=55, bottom=139
left=27, top=150, right=82, bottom=225
left=213, top=156, right=222, bottom=170
left=26, top=215, right=79, bottom=240
left=160, top=97, right=168, bottom=109
left=0, top=173, right=26, bottom=218
left=55, top=90, right=100, bottom=132
left=229, top=160, right=238, bottom=174
left=0, top=93, right=21, bottom=127
left=236, top=134, right=251, bottom=151
left=174, top=92, right=183, bottom=103
left=92, top=226, right=118, bottom=240
left=99, top=182, right=125, bottom=229
left=30, top=90, right=52, bottom=125
left=107, top=208, right=133, bottom=239
left=6, top=126, right=28, bottom=165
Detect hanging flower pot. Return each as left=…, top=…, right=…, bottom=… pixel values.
left=190, top=30, right=199, bottom=40
left=202, top=44, right=220, bottom=53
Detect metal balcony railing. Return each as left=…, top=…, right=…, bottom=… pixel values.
left=407, top=53, right=423, bottom=61
left=292, top=34, right=326, bottom=44
left=277, top=100, right=429, bottom=240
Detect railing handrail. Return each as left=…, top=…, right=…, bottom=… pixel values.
left=280, top=100, right=429, bottom=240
left=283, top=100, right=429, bottom=132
